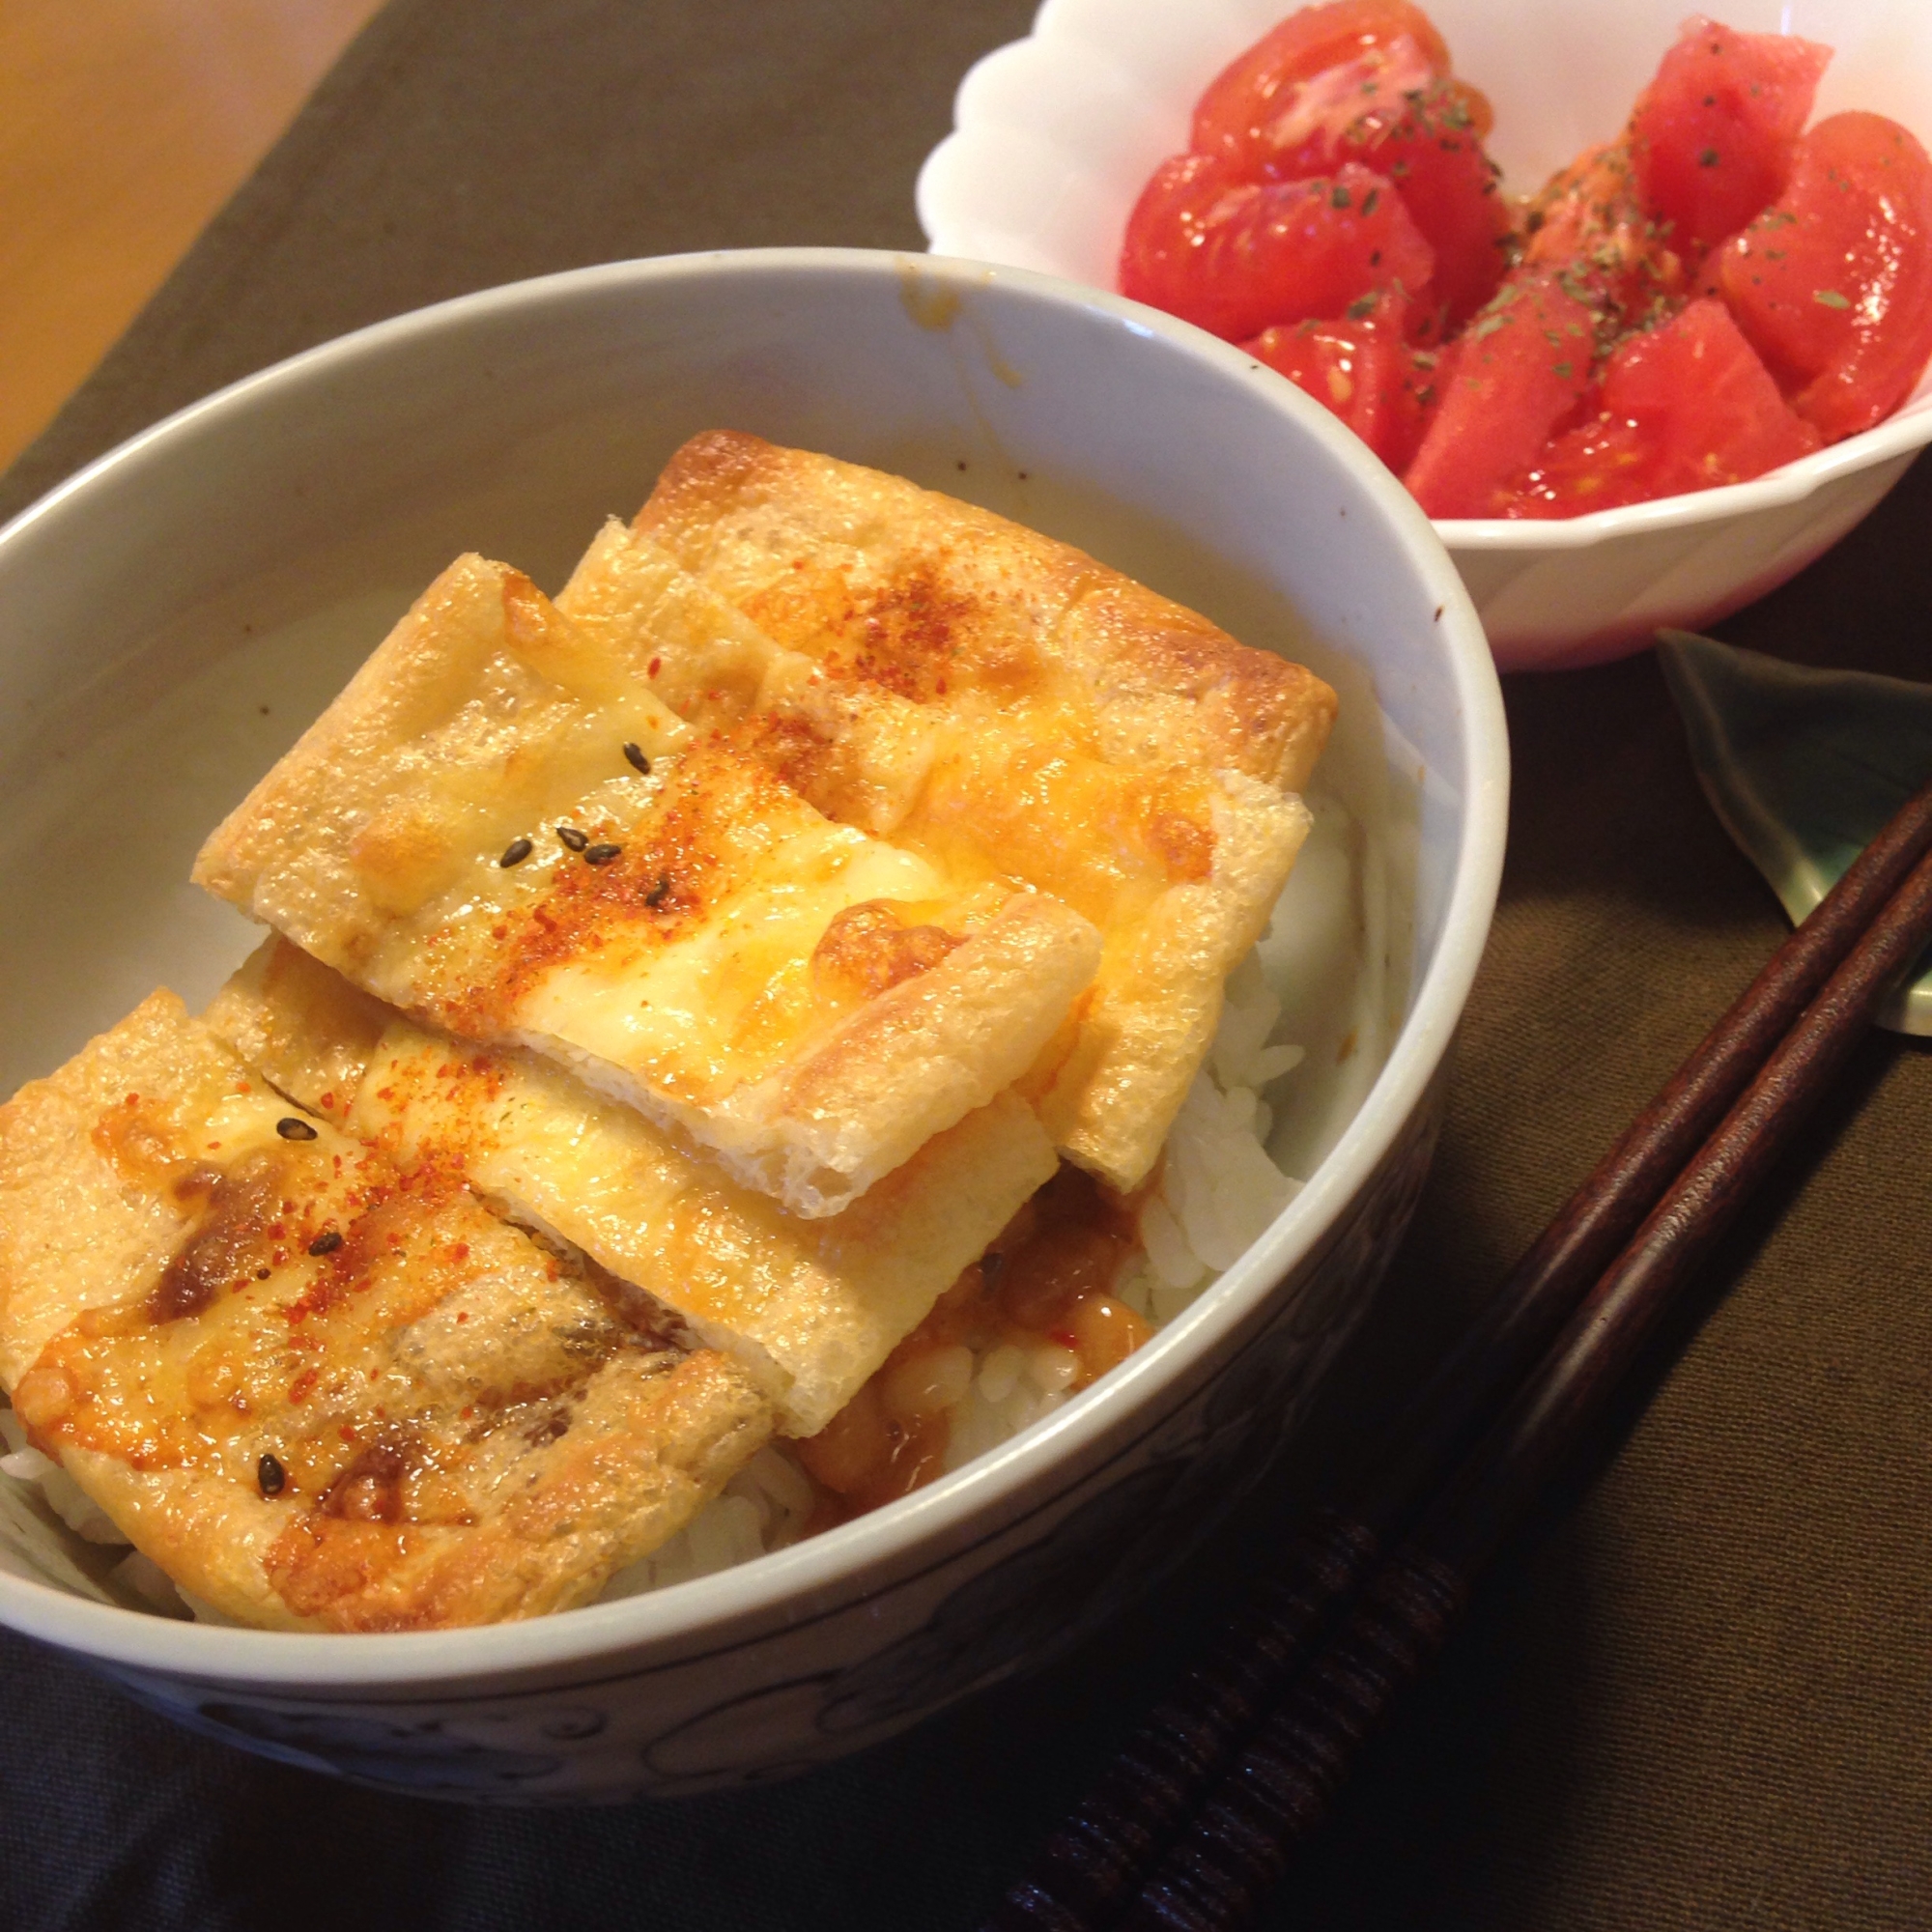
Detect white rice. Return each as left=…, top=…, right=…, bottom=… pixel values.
left=603, top=929, right=1313, bottom=1596
left=0, top=918, right=1321, bottom=1621
left=601, top=1444, right=819, bottom=1600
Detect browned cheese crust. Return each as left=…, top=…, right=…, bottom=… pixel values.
left=191, top=554, right=1100, bottom=1214
left=0, top=994, right=772, bottom=1631
left=209, top=940, right=1060, bottom=1436
left=633, top=429, right=1336, bottom=793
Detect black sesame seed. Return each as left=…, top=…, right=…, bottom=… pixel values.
left=258, top=1453, right=286, bottom=1497
left=498, top=836, right=534, bottom=867
left=275, top=1117, right=318, bottom=1142
left=583, top=842, right=622, bottom=866
left=307, top=1229, right=344, bottom=1256
left=622, top=742, right=651, bottom=775
left=255, top=1266, right=272, bottom=1280
left=645, top=874, right=672, bottom=908
left=556, top=825, right=589, bottom=852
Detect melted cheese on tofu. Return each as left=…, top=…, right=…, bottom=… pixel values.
left=194, top=554, right=1101, bottom=1214
left=210, top=939, right=1059, bottom=1436
left=0, top=993, right=773, bottom=1631
left=561, top=489, right=1321, bottom=1189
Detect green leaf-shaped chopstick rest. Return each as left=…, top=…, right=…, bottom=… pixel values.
left=1657, top=630, right=1932, bottom=1037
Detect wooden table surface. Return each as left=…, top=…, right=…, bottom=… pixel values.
left=0, top=0, right=381, bottom=470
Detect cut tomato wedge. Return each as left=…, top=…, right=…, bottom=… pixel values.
left=1191, top=0, right=1451, bottom=167
left=1244, top=291, right=1435, bottom=469
left=1501, top=298, right=1821, bottom=516
left=1403, top=270, right=1595, bottom=516
left=1629, top=18, right=1830, bottom=263
left=1120, top=155, right=1434, bottom=342
left=1714, top=111, right=1932, bottom=440
left=1254, top=79, right=1508, bottom=328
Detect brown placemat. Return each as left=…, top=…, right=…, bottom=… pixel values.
left=2, top=4, right=1928, bottom=1927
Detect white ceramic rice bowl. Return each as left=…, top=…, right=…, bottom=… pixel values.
left=917, top=0, right=1932, bottom=669
left=0, top=248, right=1504, bottom=1801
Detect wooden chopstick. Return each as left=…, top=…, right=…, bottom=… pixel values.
left=1120, top=826, right=1932, bottom=1932
left=989, top=774, right=1932, bottom=1932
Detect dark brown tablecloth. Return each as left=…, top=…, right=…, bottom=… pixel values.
left=3, top=5, right=1928, bottom=1928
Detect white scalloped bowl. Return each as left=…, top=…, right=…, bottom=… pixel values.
left=918, top=0, right=1932, bottom=669
left=0, top=248, right=1505, bottom=1801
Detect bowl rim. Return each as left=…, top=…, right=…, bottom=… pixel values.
left=0, top=244, right=1508, bottom=1690
left=914, top=7, right=1932, bottom=556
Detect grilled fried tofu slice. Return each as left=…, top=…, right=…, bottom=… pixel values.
left=561, top=475, right=1321, bottom=1188
left=209, top=939, right=1059, bottom=1436
left=0, top=993, right=772, bottom=1631
left=631, top=430, right=1337, bottom=793
left=193, top=554, right=1101, bottom=1215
